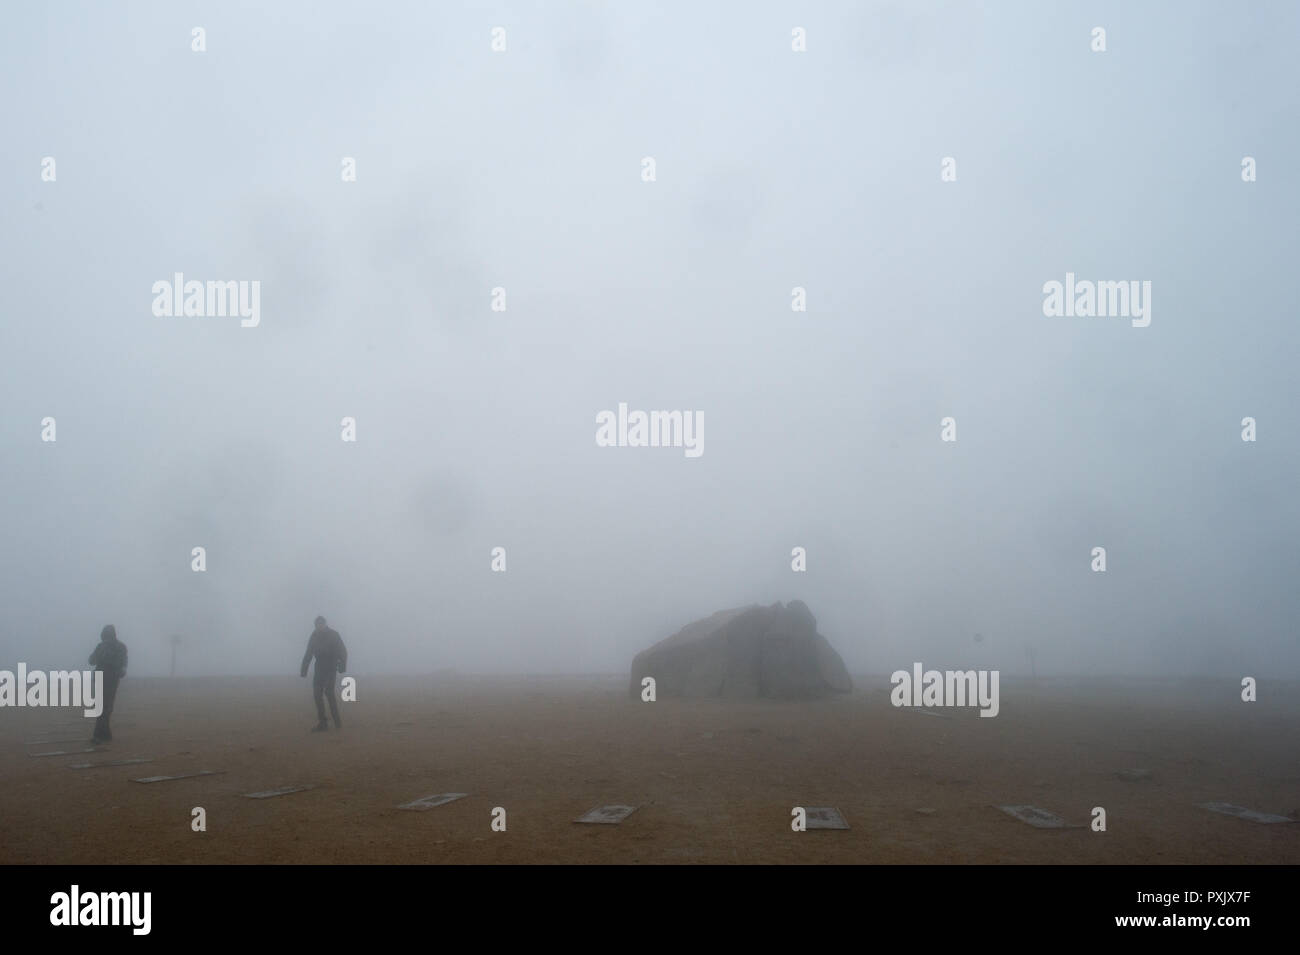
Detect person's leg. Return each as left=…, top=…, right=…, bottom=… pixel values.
left=312, top=675, right=328, bottom=728
left=325, top=673, right=341, bottom=728
left=94, top=675, right=119, bottom=742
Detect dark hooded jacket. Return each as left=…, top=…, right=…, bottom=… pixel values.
left=301, top=627, right=347, bottom=679
left=89, top=625, right=128, bottom=678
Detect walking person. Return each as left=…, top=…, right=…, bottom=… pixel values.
left=300, top=616, right=347, bottom=731
left=88, top=624, right=127, bottom=743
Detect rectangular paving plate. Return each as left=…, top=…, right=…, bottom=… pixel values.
left=29, top=749, right=98, bottom=757
left=1199, top=802, right=1295, bottom=824
left=132, top=770, right=224, bottom=783
left=996, top=805, right=1082, bottom=829
left=804, top=807, right=850, bottom=829
left=24, top=739, right=88, bottom=745
left=69, top=757, right=154, bottom=769
left=1116, top=769, right=1152, bottom=782
left=244, top=786, right=314, bottom=799
left=574, top=805, right=638, bottom=824
left=398, top=792, right=467, bottom=811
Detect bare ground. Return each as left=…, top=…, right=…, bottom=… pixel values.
left=2, top=674, right=1297, bottom=864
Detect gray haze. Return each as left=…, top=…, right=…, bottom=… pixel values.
left=1, top=1, right=1297, bottom=679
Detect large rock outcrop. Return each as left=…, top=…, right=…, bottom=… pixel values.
left=629, top=601, right=852, bottom=700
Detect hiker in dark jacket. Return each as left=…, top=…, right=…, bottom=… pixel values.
left=300, top=616, right=347, bottom=731
left=88, top=624, right=127, bottom=743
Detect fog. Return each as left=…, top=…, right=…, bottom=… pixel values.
left=1, top=1, right=1296, bottom=679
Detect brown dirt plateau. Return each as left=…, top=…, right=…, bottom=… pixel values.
left=2, top=674, right=1297, bottom=864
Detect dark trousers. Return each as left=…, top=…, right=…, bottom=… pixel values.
left=313, top=670, right=341, bottom=726
left=93, top=673, right=120, bottom=741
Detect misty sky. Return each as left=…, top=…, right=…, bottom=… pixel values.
left=1, top=1, right=1297, bottom=679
